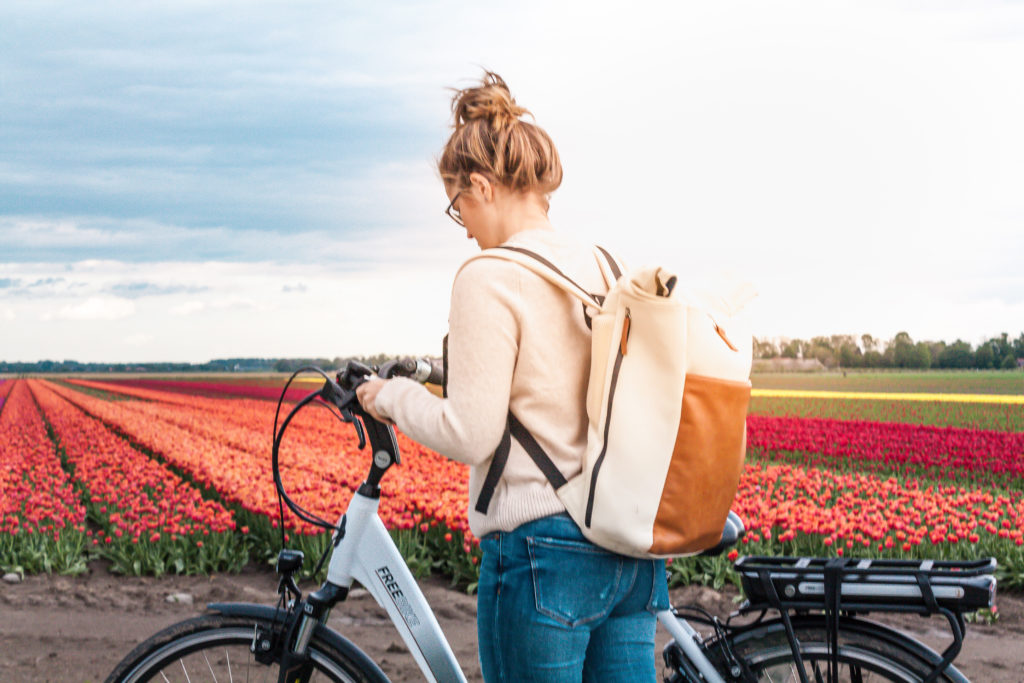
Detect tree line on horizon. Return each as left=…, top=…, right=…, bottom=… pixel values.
left=0, top=354, right=401, bottom=375
left=755, top=331, right=1024, bottom=370
left=3, top=335, right=1023, bottom=374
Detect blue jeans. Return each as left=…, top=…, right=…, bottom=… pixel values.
left=477, top=513, right=670, bottom=682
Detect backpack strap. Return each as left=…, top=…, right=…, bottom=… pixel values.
left=467, top=243, right=618, bottom=514
left=467, top=246, right=601, bottom=307
left=475, top=412, right=567, bottom=514
left=593, top=245, right=623, bottom=286
left=474, top=417, right=512, bottom=514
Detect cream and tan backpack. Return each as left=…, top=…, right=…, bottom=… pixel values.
left=472, top=245, right=754, bottom=558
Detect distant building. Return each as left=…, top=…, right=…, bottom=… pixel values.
left=752, top=358, right=827, bottom=373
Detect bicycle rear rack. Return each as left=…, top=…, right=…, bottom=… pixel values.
left=734, top=555, right=997, bottom=683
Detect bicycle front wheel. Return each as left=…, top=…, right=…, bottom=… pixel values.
left=710, top=618, right=968, bottom=682
left=106, top=612, right=390, bottom=683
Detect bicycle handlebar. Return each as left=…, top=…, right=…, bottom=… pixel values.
left=378, top=357, right=444, bottom=385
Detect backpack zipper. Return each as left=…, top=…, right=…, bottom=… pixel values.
left=585, top=308, right=630, bottom=527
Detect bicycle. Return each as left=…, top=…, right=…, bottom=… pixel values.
left=105, top=358, right=997, bottom=683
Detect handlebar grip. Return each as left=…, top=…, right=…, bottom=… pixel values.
left=378, top=357, right=444, bottom=385
left=406, top=357, right=443, bottom=384
left=425, top=358, right=445, bottom=385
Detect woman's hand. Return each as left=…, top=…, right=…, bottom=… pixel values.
left=356, top=378, right=394, bottom=425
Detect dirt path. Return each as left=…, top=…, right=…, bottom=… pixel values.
left=1, top=561, right=1021, bottom=682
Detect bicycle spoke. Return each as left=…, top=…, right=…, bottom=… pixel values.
left=756, top=658, right=888, bottom=683
left=203, top=650, right=219, bottom=683
left=108, top=617, right=380, bottom=683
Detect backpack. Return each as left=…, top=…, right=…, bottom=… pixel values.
left=470, top=244, right=754, bottom=558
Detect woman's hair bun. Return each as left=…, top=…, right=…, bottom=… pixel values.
left=439, top=70, right=562, bottom=195
left=452, top=71, right=529, bottom=133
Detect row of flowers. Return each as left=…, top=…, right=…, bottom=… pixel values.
left=0, top=380, right=88, bottom=573
left=27, top=380, right=248, bottom=574
left=53, top=379, right=473, bottom=544
left=81, top=377, right=316, bottom=402
left=77, top=378, right=1022, bottom=488
left=746, top=414, right=1024, bottom=487
left=734, top=461, right=1023, bottom=553
left=5, top=377, right=1023, bottom=588
left=0, top=377, right=13, bottom=415
left=43, top=378, right=477, bottom=574
left=750, top=394, right=1024, bottom=432
left=53, top=380, right=1024, bottom=577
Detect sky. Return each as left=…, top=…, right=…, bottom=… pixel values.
left=1, top=0, right=1023, bottom=363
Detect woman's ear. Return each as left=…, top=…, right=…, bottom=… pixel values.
left=468, top=172, right=492, bottom=202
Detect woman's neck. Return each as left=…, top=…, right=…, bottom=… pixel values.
left=493, top=192, right=554, bottom=243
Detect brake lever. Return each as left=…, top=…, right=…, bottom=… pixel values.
left=321, top=371, right=371, bottom=450
left=340, top=407, right=366, bottom=449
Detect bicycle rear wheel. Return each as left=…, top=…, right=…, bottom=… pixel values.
left=706, top=618, right=967, bottom=682
left=105, top=612, right=390, bottom=683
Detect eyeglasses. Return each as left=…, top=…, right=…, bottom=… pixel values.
left=445, top=191, right=464, bottom=226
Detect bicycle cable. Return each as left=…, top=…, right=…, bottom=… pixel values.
left=673, top=603, right=744, bottom=675
left=271, top=366, right=354, bottom=549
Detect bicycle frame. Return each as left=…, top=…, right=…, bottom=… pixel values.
left=324, top=488, right=466, bottom=683
left=296, top=482, right=731, bottom=683
left=658, top=610, right=728, bottom=683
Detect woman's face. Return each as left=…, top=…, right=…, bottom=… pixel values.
left=446, top=175, right=499, bottom=249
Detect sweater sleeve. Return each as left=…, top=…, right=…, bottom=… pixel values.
left=374, top=258, right=520, bottom=466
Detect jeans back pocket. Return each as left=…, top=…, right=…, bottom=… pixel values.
left=527, top=535, right=623, bottom=628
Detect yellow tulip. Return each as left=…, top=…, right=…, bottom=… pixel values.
left=751, top=389, right=1024, bottom=405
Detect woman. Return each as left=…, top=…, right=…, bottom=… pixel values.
left=356, top=71, right=669, bottom=682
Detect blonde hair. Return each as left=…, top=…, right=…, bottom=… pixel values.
left=438, top=71, right=562, bottom=197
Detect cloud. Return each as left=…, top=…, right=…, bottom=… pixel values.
left=0, top=182, right=459, bottom=265
left=0, top=275, right=72, bottom=299
left=0, top=258, right=456, bottom=361
left=105, top=281, right=210, bottom=298
left=1, top=1, right=1023, bottom=360
left=28, top=277, right=66, bottom=287
left=51, top=296, right=135, bottom=321
left=0, top=216, right=246, bottom=263
left=170, top=301, right=206, bottom=316
left=124, top=333, right=154, bottom=346
left=169, top=295, right=258, bottom=316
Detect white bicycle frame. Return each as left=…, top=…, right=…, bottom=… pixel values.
left=321, top=473, right=728, bottom=683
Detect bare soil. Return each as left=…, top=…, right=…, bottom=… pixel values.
left=1, top=561, right=1021, bottom=682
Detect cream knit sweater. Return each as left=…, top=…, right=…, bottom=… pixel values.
left=374, top=228, right=612, bottom=538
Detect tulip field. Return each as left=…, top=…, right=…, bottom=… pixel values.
left=1, top=372, right=1023, bottom=592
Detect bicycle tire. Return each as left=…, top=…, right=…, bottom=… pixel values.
left=697, top=617, right=968, bottom=683
left=105, top=612, right=391, bottom=683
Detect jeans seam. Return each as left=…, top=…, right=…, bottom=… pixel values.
left=493, top=531, right=505, bottom=683
left=646, top=560, right=666, bottom=613
left=530, top=537, right=612, bottom=556
left=624, top=559, right=638, bottom=604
